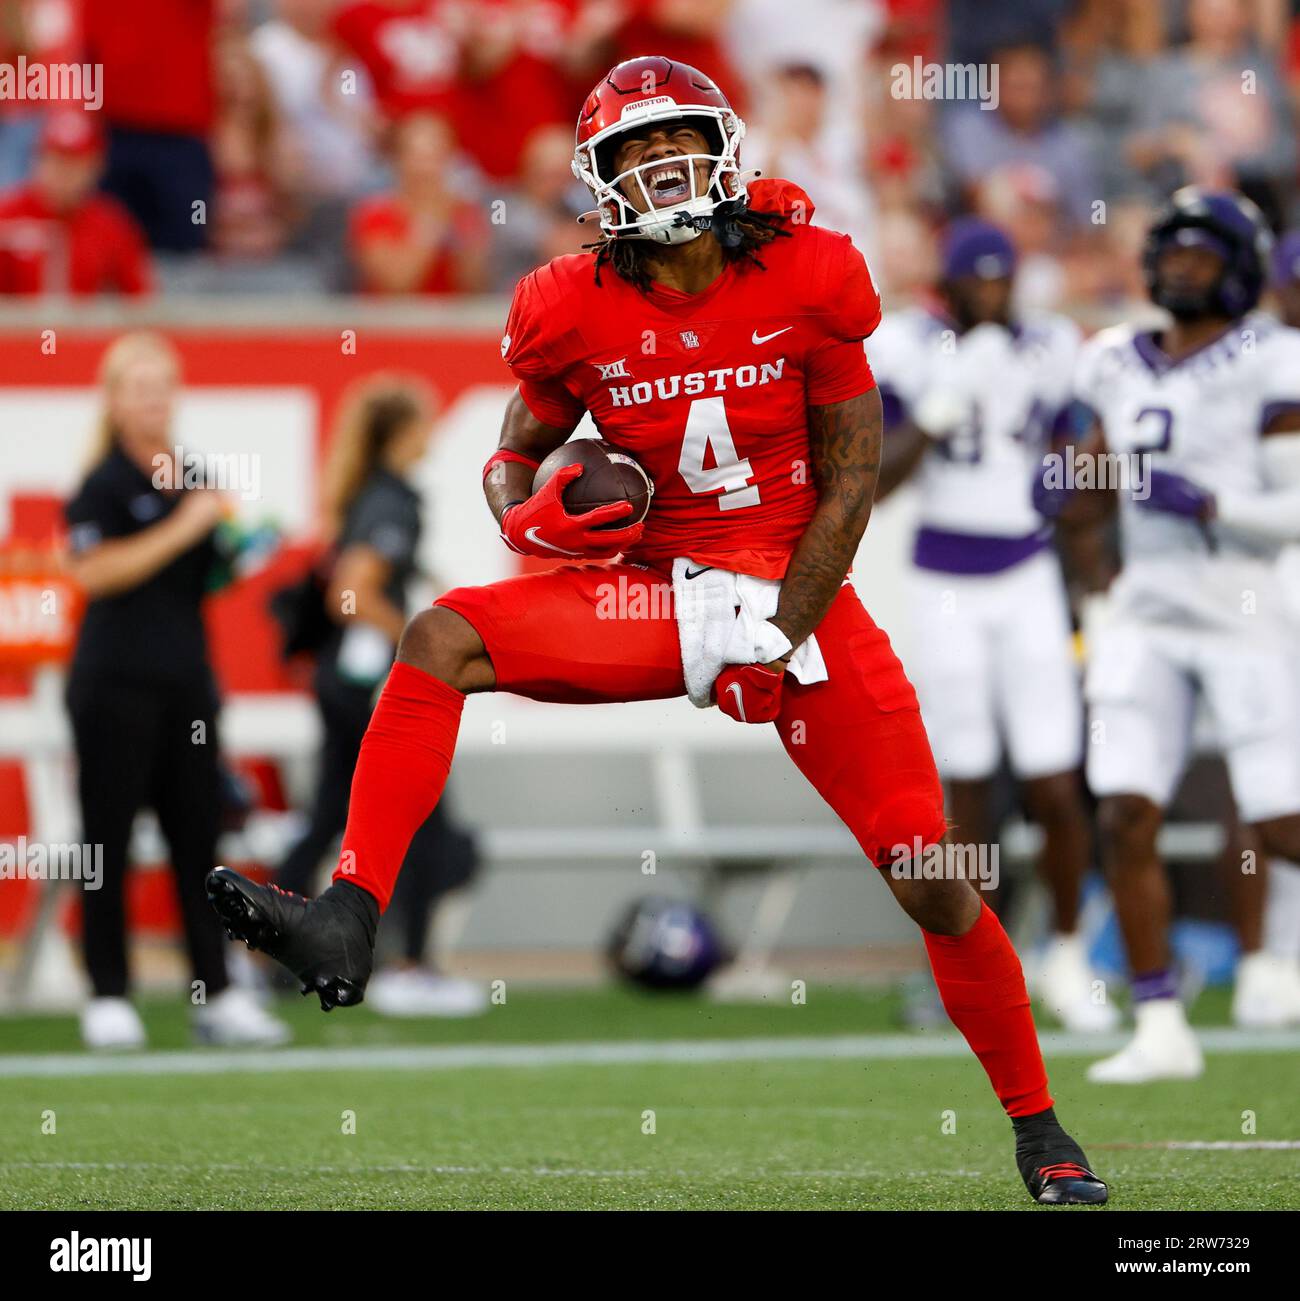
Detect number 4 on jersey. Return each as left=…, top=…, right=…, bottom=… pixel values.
left=678, top=397, right=761, bottom=510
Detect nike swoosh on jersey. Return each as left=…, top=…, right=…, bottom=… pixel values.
left=524, top=527, right=581, bottom=556
left=752, top=326, right=793, bottom=345
left=684, top=566, right=712, bottom=580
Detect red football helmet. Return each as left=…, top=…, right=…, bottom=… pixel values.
left=573, top=56, right=748, bottom=245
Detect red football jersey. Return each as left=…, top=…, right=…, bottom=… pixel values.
left=501, top=181, right=881, bottom=580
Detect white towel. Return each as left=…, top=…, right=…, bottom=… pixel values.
left=671, top=558, right=829, bottom=709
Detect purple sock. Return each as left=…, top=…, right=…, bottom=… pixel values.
left=1131, top=968, right=1178, bottom=1003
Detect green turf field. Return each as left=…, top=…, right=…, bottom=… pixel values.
left=1, top=985, right=1296, bottom=1210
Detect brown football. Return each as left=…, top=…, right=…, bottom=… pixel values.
left=532, top=438, right=654, bottom=530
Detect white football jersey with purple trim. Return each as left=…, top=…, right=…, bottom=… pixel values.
left=1074, top=311, right=1300, bottom=634
left=867, top=308, right=1081, bottom=538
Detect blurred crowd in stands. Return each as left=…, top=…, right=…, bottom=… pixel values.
left=1, top=0, right=1299, bottom=309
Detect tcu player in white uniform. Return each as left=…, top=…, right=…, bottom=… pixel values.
left=871, top=220, right=1113, bottom=1032
left=1048, top=189, right=1300, bottom=1082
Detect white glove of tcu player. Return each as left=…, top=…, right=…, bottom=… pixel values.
left=912, top=388, right=972, bottom=441
left=911, top=322, right=1003, bottom=441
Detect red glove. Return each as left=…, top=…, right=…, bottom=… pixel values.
left=500, top=463, right=644, bottom=560
left=715, top=662, right=786, bottom=724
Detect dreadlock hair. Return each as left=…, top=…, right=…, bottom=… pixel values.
left=587, top=202, right=792, bottom=292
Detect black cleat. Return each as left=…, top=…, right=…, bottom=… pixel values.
left=206, top=867, right=379, bottom=1012
left=1013, top=1107, right=1109, bottom=1205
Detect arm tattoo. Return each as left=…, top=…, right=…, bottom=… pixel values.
left=771, top=388, right=883, bottom=649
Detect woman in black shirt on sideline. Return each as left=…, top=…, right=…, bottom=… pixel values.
left=64, top=331, right=289, bottom=1050
left=276, top=376, right=482, bottom=1017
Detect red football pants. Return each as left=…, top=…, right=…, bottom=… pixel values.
left=436, top=564, right=947, bottom=867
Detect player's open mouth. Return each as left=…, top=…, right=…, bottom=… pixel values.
left=645, top=163, right=692, bottom=207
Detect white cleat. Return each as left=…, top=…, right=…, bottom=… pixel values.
left=80, top=996, right=147, bottom=1051
left=366, top=967, right=488, bottom=1018
left=1034, top=933, right=1120, bottom=1033
left=193, top=986, right=292, bottom=1047
left=1231, top=951, right=1300, bottom=1029
left=1087, top=998, right=1203, bottom=1083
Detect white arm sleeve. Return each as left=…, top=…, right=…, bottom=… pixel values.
left=1215, top=434, right=1300, bottom=544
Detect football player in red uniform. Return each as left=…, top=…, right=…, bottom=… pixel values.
left=209, top=57, right=1106, bottom=1205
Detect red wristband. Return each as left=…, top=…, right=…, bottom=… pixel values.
left=482, top=448, right=542, bottom=481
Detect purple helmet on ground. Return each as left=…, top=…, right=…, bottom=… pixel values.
left=607, top=896, right=727, bottom=991
left=1143, top=186, right=1273, bottom=318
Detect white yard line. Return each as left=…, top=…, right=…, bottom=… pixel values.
left=0, top=1162, right=1240, bottom=1184
left=0, top=1027, right=1297, bottom=1079
left=1098, top=1141, right=1300, bottom=1152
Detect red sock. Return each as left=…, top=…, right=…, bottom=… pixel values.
left=923, top=902, right=1053, bottom=1118
left=333, top=661, right=464, bottom=912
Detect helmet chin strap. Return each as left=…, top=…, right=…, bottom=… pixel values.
left=698, top=194, right=753, bottom=248
left=577, top=197, right=711, bottom=245
left=579, top=186, right=756, bottom=249
left=632, top=175, right=720, bottom=243
left=651, top=211, right=708, bottom=245
left=651, top=169, right=762, bottom=247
